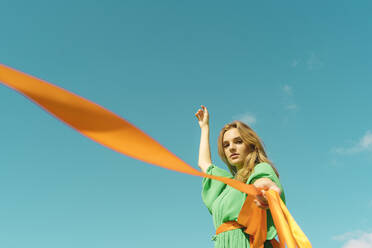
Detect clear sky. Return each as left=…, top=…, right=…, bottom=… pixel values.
left=1, top=1, right=372, bottom=247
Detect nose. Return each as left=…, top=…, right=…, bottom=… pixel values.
left=229, top=144, right=237, bottom=152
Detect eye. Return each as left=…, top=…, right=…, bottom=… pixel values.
left=235, top=139, right=243, bottom=144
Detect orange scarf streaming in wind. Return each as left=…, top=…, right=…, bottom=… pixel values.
left=0, top=64, right=312, bottom=248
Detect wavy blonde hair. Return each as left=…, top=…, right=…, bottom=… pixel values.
left=217, top=121, right=279, bottom=183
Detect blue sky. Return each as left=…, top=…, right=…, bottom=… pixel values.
left=1, top=1, right=372, bottom=247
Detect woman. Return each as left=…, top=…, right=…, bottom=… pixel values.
left=195, top=105, right=286, bottom=248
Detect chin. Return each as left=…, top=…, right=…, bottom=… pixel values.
left=231, top=159, right=242, bottom=165
left=231, top=162, right=243, bottom=169
left=231, top=162, right=242, bottom=168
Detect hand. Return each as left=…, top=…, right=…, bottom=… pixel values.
left=254, top=190, right=269, bottom=209
left=253, top=178, right=281, bottom=209
left=195, top=105, right=209, bottom=128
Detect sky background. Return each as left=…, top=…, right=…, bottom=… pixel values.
left=1, top=0, right=372, bottom=247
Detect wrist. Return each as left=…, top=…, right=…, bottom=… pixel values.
left=201, top=125, right=210, bottom=131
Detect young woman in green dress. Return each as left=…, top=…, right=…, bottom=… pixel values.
left=195, top=105, right=286, bottom=248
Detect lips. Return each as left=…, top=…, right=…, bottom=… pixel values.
left=230, top=153, right=239, bottom=158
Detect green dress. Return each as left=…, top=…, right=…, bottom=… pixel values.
left=201, top=162, right=286, bottom=248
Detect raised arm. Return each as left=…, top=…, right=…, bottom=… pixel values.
left=195, top=105, right=212, bottom=173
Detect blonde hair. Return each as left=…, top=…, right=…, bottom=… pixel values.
left=217, top=121, right=279, bottom=183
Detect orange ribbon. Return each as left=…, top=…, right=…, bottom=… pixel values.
left=266, top=190, right=312, bottom=248
left=216, top=190, right=311, bottom=248
left=0, top=64, right=312, bottom=247
left=238, top=193, right=268, bottom=247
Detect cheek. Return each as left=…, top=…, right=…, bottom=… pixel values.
left=224, top=151, right=229, bottom=159
left=239, top=145, right=250, bottom=156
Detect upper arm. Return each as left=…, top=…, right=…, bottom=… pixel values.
left=201, top=164, right=232, bottom=213
left=199, top=163, right=212, bottom=173
left=253, top=177, right=281, bottom=194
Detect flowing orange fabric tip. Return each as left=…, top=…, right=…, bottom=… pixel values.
left=266, top=190, right=312, bottom=248
left=0, top=64, right=259, bottom=197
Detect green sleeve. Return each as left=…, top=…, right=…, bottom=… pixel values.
left=247, top=162, right=285, bottom=202
left=201, top=164, right=232, bottom=214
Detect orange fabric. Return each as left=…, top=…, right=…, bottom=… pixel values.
left=216, top=221, right=279, bottom=248
left=0, top=64, right=258, bottom=196
left=237, top=194, right=267, bottom=247
left=216, top=193, right=266, bottom=248
left=0, top=64, right=312, bottom=248
left=266, top=190, right=312, bottom=248
left=271, top=238, right=281, bottom=248
left=249, top=235, right=256, bottom=247
left=215, top=221, right=244, bottom=235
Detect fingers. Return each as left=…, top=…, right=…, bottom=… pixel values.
left=254, top=199, right=269, bottom=209
left=270, top=185, right=281, bottom=194
left=201, top=105, right=209, bottom=115
left=256, top=195, right=268, bottom=204
left=261, top=190, right=266, bottom=197
left=194, top=109, right=204, bottom=121
left=254, top=190, right=269, bottom=209
left=194, top=105, right=208, bottom=121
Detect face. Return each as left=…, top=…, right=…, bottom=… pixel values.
left=223, top=128, right=251, bottom=170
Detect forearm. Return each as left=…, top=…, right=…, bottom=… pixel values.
left=198, top=126, right=212, bottom=173
left=253, top=178, right=281, bottom=194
